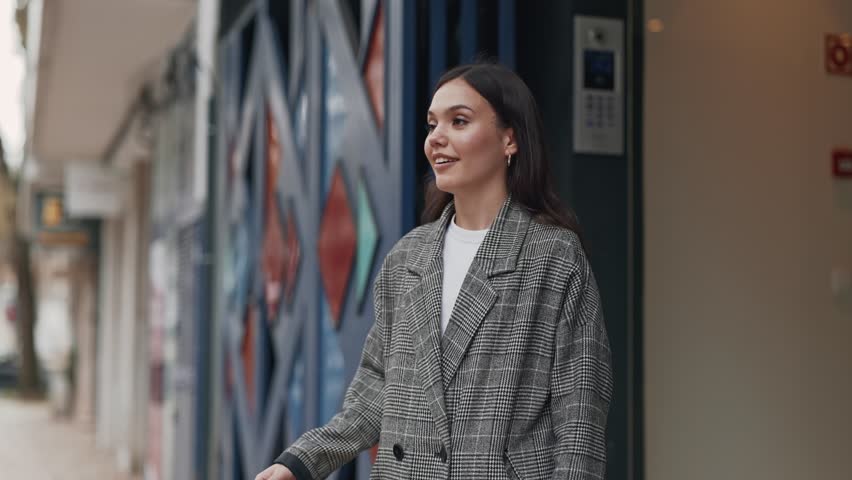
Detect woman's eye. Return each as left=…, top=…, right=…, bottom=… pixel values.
left=452, top=118, right=468, bottom=126
left=425, top=123, right=436, bottom=132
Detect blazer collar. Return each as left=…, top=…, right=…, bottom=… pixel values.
left=406, top=194, right=531, bottom=277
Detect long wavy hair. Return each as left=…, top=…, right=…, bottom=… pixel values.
left=421, top=62, right=583, bottom=243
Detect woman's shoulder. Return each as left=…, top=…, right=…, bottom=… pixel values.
left=518, top=219, right=593, bottom=287
left=525, top=219, right=584, bottom=258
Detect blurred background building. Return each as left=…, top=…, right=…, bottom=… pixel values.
left=3, top=0, right=850, bottom=479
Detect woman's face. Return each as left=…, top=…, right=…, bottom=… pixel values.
left=424, top=78, right=516, bottom=196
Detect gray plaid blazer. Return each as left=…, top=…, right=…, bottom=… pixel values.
left=276, top=196, right=613, bottom=479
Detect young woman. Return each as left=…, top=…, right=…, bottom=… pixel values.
left=257, top=62, right=613, bottom=480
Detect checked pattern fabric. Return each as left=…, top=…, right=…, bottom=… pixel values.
left=278, top=196, right=614, bottom=480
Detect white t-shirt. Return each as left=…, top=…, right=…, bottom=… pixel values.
left=441, top=215, right=489, bottom=335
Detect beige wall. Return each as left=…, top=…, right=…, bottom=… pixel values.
left=644, top=1, right=852, bottom=478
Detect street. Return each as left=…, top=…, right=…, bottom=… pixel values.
left=0, top=395, right=139, bottom=480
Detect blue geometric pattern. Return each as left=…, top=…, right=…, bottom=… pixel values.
left=215, top=3, right=403, bottom=478
left=213, top=1, right=514, bottom=478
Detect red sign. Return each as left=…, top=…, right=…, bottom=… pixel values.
left=826, top=33, right=852, bottom=76
left=834, top=148, right=852, bottom=178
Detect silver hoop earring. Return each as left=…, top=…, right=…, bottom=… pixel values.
left=507, top=154, right=512, bottom=167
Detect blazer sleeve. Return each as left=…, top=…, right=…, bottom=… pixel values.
left=549, top=257, right=614, bottom=480
left=274, top=262, right=389, bottom=479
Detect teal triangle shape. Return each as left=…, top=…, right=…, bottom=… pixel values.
left=354, top=176, right=379, bottom=309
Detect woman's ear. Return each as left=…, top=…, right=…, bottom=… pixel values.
left=503, top=128, right=518, bottom=156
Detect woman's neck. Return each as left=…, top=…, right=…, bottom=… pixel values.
left=452, top=186, right=508, bottom=231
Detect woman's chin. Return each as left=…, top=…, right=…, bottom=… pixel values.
left=433, top=177, right=459, bottom=194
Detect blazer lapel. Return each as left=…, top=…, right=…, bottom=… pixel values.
left=403, top=204, right=455, bottom=447
left=439, top=196, right=529, bottom=389
left=404, top=257, right=451, bottom=446
left=402, top=196, right=530, bottom=444
left=439, top=261, right=496, bottom=390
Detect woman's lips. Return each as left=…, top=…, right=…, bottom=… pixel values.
left=434, top=156, right=459, bottom=170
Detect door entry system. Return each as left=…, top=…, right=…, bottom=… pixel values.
left=573, top=16, right=625, bottom=155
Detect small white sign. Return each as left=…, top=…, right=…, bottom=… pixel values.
left=65, top=164, right=126, bottom=218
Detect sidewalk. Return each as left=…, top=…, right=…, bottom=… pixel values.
left=0, top=394, right=139, bottom=480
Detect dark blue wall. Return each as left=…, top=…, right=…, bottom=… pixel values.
left=517, top=2, right=644, bottom=479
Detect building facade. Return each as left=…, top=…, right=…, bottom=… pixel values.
left=17, top=1, right=645, bottom=479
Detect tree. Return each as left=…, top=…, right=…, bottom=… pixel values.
left=0, top=139, right=40, bottom=397
left=13, top=233, right=39, bottom=397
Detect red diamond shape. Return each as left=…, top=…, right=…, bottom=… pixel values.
left=363, top=4, right=384, bottom=129
left=262, top=201, right=287, bottom=323
left=318, top=166, right=357, bottom=326
left=262, top=108, right=288, bottom=322
left=282, top=207, right=301, bottom=306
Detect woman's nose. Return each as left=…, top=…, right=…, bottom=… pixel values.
left=428, top=127, right=447, bottom=147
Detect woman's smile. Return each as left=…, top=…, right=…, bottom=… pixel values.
left=433, top=153, right=460, bottom=167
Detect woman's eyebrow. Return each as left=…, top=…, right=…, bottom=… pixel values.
left=427, top=104, right=475, bottom=117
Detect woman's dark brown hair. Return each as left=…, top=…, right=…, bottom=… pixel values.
left=421, top=62, right=583, bottom=242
